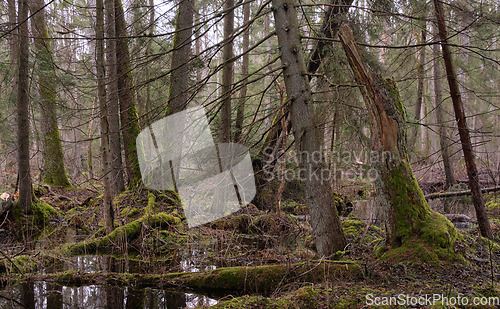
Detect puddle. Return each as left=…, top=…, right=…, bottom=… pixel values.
left=0, top=280, right=217, bottom=308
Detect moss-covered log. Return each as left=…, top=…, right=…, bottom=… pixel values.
left=339, top=25, right=461, bottom=263
left=21, top=260, right=361, bottom=293
left=63, top=212, right=180, bottom=255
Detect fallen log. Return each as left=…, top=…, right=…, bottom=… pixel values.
left=19, top=260, right=362, bottom=293
left=425, top=186, right=500, bottom=200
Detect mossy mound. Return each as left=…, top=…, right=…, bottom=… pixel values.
left=32, top=200, right=60, bottom=223
left=213, top=286, right=324, bottom=309
left=209, top=212, right=298, bottom=235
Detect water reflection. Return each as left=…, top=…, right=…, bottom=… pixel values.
left=1, top=252, right=218, bottom=308
left=0, top=282, right=217, bottom=308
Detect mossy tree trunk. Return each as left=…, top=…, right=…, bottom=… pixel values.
left=272, top=0, right=347, bottom=256
left=30, top=0, right=71, bottom=188
left=115, top=0, right=142, bottom=187
left=339, top=25, right=459, bottom=260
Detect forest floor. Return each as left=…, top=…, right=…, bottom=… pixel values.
left=0, top=182, right=499, bottom=308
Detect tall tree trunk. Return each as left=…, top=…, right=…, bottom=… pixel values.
left=168, top=0, right=194, bottom=114
left=87, top=98, right=96, bottom=182
left=339, top=24, right=459, bottom=260
left=144, top=0, right=154, bottom=126
left=272, top=0, right=347, bottom=256
left=115, top=0, right=142, bottom=186
left=219, top=0, right=234, bottom=142
left=105, top=0, right=125, bottom=194
left=8, top=0, right=17, bottom=75
left=431, top=24, right=455, bottom=189
left=17, top=0, right=32, bottom=214
left=433, top=0, right=492, bottom=239
left=261, top=0, right=353, bottom=157
left=234, top=0, right=250, bottom=143
left=410, top=24, right=426, bottom=151
left=30, top=0, right=71, bottom=187
left=97, top=0, right=115, bottom=233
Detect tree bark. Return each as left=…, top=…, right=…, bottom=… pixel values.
left=431, top=23, right=455, bottom=189
left=339, top=24, right=459, bottom=258
left=410, top=24, right=426, bottom=150
left=234, top=0, right=250, bottom=143
left=168, top=0, right=194, bottom=114
left=105, top=0, right=125, bottom=194
left=97, top=0, right=115, bottom=233
left=17, top=0, right=33, bottom=214
left=272, top=0, right=347, bottom=256
left=259, top=0, right=353, bottom=164
left=219, top=0, right=234, bottom=142
left=306, top=0, right=354, bottom=80
left=115, top=0, right=142, bottom=186
left=433, top=0, right=492, bottom=239
left=8, top=0, right=17, bottom=75
left=30, top=0, right=71, bottom=187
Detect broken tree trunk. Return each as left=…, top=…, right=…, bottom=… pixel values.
left=432, top=0, right=492, bottom=239
left=339, top=25, right=460, bottom=262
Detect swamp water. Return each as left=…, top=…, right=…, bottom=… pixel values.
left=0, top=252, right=219, bottom=308
left=0, top=232, right=274, bottom=308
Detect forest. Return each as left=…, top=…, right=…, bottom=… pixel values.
left=0, top=0, right=499, bottom=307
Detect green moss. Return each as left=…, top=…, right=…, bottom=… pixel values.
left=475, top=285, right=500, bottom=298
left=0, top=253, right=61, bottom=274
left=213, top=295, right=270, bottom=309
left=120, top=207, right=140, bottom=218
left=383, top=78, right=406, bottom=122
left=485, top=194, right=500, bottom=211
left=168, top=261, right=361, bottom=293
left=213, top=285, right=324, bottom=309
left=63, top=211, right=180, bottom=255
left=32, top=200, right=60, bottom=224
left=382, top=162, right=462, bottom=263
left=145, top=193, right=156, bottom=215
